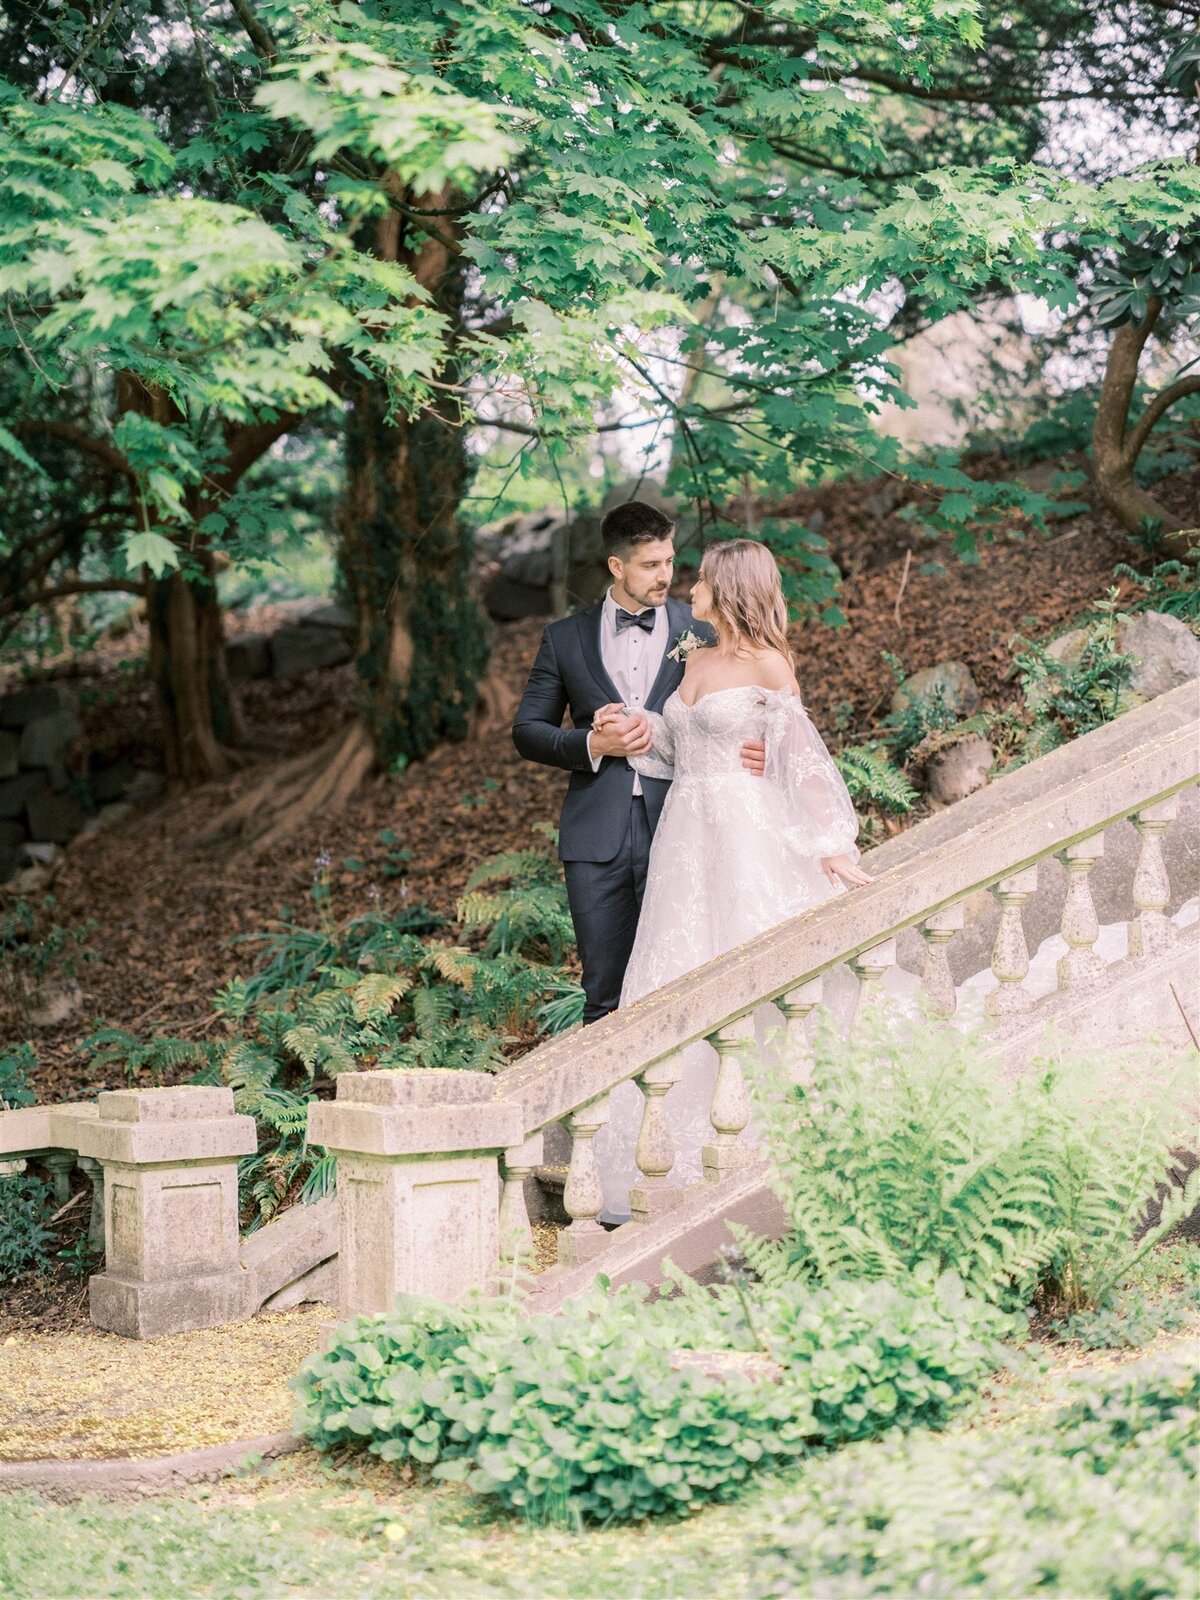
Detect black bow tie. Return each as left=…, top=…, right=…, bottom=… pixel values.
left=615, top=607, right=656, bottom=634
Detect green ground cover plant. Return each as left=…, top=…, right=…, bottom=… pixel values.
left=294, top=1272, right=1011, bottom=1525
left=0, top=1170, right=54, bottom=1284
left=1, top=1346, right=1194, bottom=1600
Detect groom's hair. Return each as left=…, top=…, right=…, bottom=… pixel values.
left=601, top=500, right=675, bottom=558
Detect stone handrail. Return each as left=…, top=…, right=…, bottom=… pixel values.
left=312, top=680, right=1198, bottom=1305
left=494, top=683, right=1197, bottom=1133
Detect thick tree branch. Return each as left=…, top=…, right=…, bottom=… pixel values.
left=1123, top=374, right=1200, bottom=466
left=13, top=419, right=135, bottom=480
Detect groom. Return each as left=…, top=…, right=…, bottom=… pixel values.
left=513, top=500, right=765, bottom=1024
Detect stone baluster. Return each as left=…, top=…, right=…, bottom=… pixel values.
left=984, top=866, right=1038, bottom=1020
left=849, top=938, right=896, bottom=1034
left=76, top=1153, right=106, bottom=1253
left=498, top=1133, right=543, bottom=1266
left=919, top=907, right=964, bottom=1019
left=559, top=1095, right=612, bottom=1266
left=1056, top=835, right=1106, bottom=992
left=703, top=1016, right=756, bottom=1180
left=1128, top=798, right=1178, bottom=959
left=630, top=1053, right=687, bottom=1222
left=775, top=977, right=823, bottom=1083
left=42, top=1149, right=75, bottom=1207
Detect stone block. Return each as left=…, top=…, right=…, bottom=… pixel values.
left=269, top=625, right=352, bottom=679
left=89, top=759, right=136, bottom=804
left=298, top=602, right=355, bottom=634
left=0, top=731, right=18, bottom=780
left=0, top=683, right=77, bottom=729
left=239, top=1194, right=338, bottom=1309
left=19, top=710, right=82, bottom=770
left=0, top=818, right=24, bottom=880
left=225, top=632, right=271, bottom=682
left=25, top=789, right=86, bottom=845
left=89, top=1268, right=250, bottom=1340
left=26, top=977, right=84, bottom=1029
left=81, top=1085, right=259, bottom=1338
left=0, top=771, right=46, bottom=820
left=335, top=1151, right=501, bottom=1313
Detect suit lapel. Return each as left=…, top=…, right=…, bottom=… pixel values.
left=577, top=598, right=623, bottom=706
left=645, top=598, right=690, bottom=711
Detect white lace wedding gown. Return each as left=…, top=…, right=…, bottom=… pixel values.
left=592, top=683, right=860, bottom=1218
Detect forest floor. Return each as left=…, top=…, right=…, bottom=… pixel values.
left=1, top=454, right=1196, bottom=1112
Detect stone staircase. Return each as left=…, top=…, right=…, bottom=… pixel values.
left=2, top=681, right=1196, bottom=1337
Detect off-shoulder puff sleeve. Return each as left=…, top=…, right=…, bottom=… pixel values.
left=764, top=693, right=860, bottom=861
left=627, top=710, right=675, bottom=780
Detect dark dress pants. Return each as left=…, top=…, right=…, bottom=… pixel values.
left=563, top=795, right=652, bottom=1024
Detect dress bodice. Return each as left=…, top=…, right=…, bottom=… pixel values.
left=659, top=683, right=783, bottom=777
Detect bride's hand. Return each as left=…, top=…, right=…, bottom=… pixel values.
left=822, top=854, right=872, bottom=889
left=592, top=702, right=626, bottom=731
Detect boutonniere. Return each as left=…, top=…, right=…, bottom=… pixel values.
left=668, top=627, right=704, bottom=663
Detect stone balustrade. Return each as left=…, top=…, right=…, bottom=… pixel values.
left=309, top=681, right=1197, bottom=1315
left=2, top=683, right=1196, bottom=1335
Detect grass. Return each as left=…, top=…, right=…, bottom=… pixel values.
left=0, top=1317, right=1195, bottom=1600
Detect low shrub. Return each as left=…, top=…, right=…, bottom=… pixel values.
left=0, top=1172, right=54, bottom=1284
left=745, top=1010, right=1199, bottom=1315
left=294, top=1272, right=1011, bottom=1524
left=751, top=1355, right=1199, bottom=1600
left=1057, top=1243, right=1200, bottom=1350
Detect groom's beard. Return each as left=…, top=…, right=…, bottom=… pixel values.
left=622, top=579, right=670, bottom=609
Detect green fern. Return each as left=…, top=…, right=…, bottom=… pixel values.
left=749, top=1010, right=1198, bottom=1315
left=835, top=745, right=918, bottom=813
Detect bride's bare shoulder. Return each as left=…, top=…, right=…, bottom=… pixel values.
left=753, top=650, right=799, bottom=693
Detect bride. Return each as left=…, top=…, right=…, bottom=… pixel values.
left=589, top=537, right=870, bottom=1218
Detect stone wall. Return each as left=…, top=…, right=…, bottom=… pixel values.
left=0, top=684, right=149, bottom=885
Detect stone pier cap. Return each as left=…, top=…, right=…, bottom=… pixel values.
left=73, top=1086, right=257, bottom=1166
left=309, top=1069, right=525, bottom=1157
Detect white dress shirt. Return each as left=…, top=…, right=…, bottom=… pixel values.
left=586, top=587, right=669, bottom=796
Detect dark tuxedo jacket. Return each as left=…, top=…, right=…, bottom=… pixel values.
left=513, top=595, right=706, bottom=863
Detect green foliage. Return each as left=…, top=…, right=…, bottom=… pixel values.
left=1009, top=598, right=1140, bottom=764
left=0, top=1042, right=36, bottom=1110
left=294, top=1270, right=1008, bottom=1525
left=751, top=1354, right=1199, bottom=1599
left=746, top=1010, right=1200, bottom=1314
left=1057, top=1243, right=1200, bottom=1350
left=81, top=1028, right=219, bottom=1090
left=833, top=744, right=919, bottom=814
left=1113, top=558, right=1200, bottom=627
left=0, top=1172, right=54, bottom=1285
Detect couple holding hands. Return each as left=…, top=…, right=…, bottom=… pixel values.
left=513, top=499, right=869, bottom=1213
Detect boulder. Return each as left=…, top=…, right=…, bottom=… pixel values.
left=890, top=661, right=981, bottom=719
left=925, top=735, right=994, bottom=807
left=225, top=632, right=272, bottom=682
left=125, top=769, right=166, bottom=804
left=269, top=624, right=353, bottom=679
left=0, top=731, right=18, bottom=780
left=26, top=977, right=84, bottom=1029
left=1120, top=610, right=1200, bottom=700
left=0, top=683, right=77, bottom=729
left=18, top=709, right=82, bottom=771
left=25, top=789, right=85, bottom=845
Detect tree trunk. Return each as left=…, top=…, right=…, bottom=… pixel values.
left=145, top=549, right=241, bottom=784
left=336, top=203, right=490, bottom=771
left=1092, top=301, right=1197, bottom=559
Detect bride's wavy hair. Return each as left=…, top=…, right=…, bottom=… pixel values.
left=699, top=539, right=792, bottom=663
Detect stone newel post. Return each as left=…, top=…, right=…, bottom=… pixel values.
left=308, top=1070, right=524, bottom=1316
left=76, top=1086, right=258, bottom=1339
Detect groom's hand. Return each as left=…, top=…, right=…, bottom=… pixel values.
left=740, top=739, right=766, bottom=777
left=590, top=709, right=653, bottom=760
